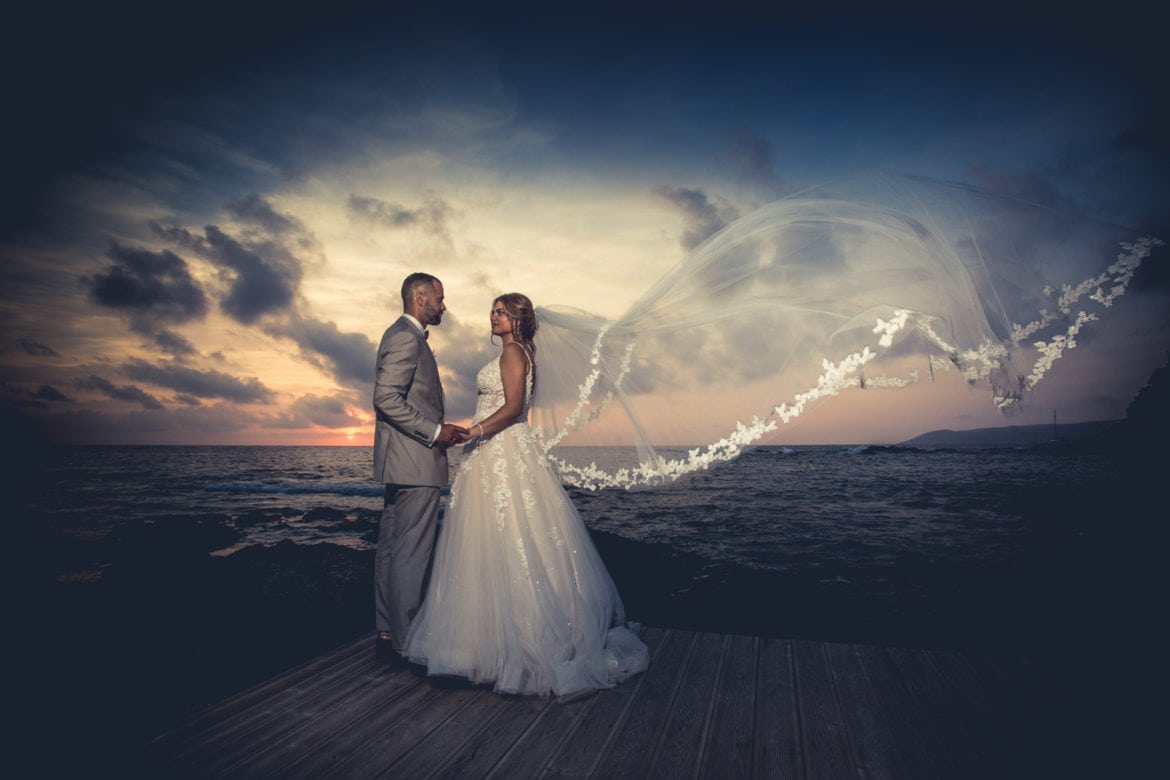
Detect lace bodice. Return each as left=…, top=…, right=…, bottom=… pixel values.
left=472, top=347, right=533, bottom=425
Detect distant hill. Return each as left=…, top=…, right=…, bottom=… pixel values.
left=900, top=420, right=1121, bottom=448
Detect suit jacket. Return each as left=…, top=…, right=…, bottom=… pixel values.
left=372, top=316, right=447, bottom=486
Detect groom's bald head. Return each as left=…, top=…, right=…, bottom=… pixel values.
left=401, top=272, right=445, bottom=326
left=401, top=272, right=440, bottom=308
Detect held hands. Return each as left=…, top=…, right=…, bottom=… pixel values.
left=436, top=422, right=488, bottom=446
left=437, top=423, right=469, bottom=446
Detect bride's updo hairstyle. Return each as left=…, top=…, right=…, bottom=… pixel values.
left=495, top=293, right=538, bottom=354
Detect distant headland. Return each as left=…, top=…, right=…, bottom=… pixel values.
left=900, top=420, right=1120, bottom=449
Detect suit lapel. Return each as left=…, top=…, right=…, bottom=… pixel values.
left=414, top=323, right=445, bottom=416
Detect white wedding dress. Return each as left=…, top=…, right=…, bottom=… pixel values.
left=403, top=349, right=649, bottom=697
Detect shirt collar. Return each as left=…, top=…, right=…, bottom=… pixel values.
left=401, top=314, right=426, bottom=335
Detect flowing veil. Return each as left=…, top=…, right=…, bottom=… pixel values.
left=529, top=173, right=1164, bottom=489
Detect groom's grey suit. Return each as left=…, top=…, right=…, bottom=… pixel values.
left=373, top=315, right=448, bottom=651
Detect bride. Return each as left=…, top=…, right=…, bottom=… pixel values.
left=402, top=293, right=650, bottom=698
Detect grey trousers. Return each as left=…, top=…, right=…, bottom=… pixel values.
left=374, top=484, right=441, bottom=651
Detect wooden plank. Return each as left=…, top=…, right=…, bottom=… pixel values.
left=484, top=690, right=598, bottom=777
left=754, top=636, right=801, bottom=779
left=588, top=629, right=699, bottom=778
left=224, top=665, right=424, bottom=776
left=377, top=687, right=532, bottom=777
left=182, top=653, right=393, bottom=775
left=474, top=622, right=663, bottom=777
left=143, top=632, right=369, bottom=760
left=889, top=646, right=988, bottom=775
left=645, top=631, right=728, bottom=778
left=429, top=694, right=552, bottom=778
left=318, top=685, right=485, bottom=778
left=915, top=649, right=1012, bottom=774
left=698, top=634, right=758, bottom=778
left=792, top=639, right=856, bottom=779
left=282, top=682, right=454, bottom=779
left=155, top=648, right=385, bottom=772
left=822, top=642, right=901, bottom=779
left=539, top=626, right=671, bottom=778
left=140, top=627, right=1034, bottom=780
left=855, top=644, right=951, bottom=778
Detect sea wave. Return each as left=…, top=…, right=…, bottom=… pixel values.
left=201, top=480, right=455, bottom=498
left=203, top=480, right=385, bottom=497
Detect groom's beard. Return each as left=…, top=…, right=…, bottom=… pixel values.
left=423, top=302, right=442, bottom=326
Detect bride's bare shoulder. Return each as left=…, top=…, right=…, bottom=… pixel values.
left=501, top=341, right=532, bottom=364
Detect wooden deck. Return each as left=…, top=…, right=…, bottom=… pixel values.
left=141, top=626, right=1056, bottom=778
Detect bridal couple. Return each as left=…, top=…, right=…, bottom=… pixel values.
left=372, top=272, right=649, bottom=698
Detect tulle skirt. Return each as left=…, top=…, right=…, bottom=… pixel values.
left=403, top=423, right=649, bottom=697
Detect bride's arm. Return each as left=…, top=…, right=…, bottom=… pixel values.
left=471, top=342, right=529, bottom=438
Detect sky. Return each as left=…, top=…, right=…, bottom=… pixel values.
left=2, top=1, right=1167, bottom=447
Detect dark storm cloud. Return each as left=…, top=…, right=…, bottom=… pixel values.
left=84, top=242, right=209, bottom=331
left=271, top=315, right=377, bottom=386
left=75, top=375, right=165, bottom=410
left=228, top=192, right=325, bottom=258
left=203, top=225, right=301, bottom=324
left=228, top=193, right=306, bottom=237
left=32, top=402, right=267, bottom=443
left=33, top=385, right=70, bottom=402
left=21, top=340, right=59, bottom=357
left=121, top=357, right=274, bottom=403
left=151, top=195, right=318, bottom=327
left=152, top=329, right=199, bottom=357
left=149, top=222, right=212, bottom=254
left=346, top=194, right=454, bottom=239
left=652, top=186, right=739, bottom=251
left=268, top=393, right=361, bottom=429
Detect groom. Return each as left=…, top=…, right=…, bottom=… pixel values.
left=372, top=272, right=466, bottom=661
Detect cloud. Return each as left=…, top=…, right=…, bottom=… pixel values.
left=267, top=392, right=362, bottom=429
left=271, top=314, right=377, bottom=387
left=121, top=357, right=274, bottom=403
left=21, top=340, right=60, bottom=357
left=152, top=329, right=199, bottom=357
left=10, top=383, right=72, bottom=410
left=149, top=222, right=212, bottom=254
left=74, top=375, right=165, bottom=410
left=33, top=402, right=269, bottom=443
left=33, top=385, right=71, bottom=402
left=228, top=192, right=325, bottom=258
left=652, top=186, right=739, bottom=251
left=229, top=192, right=307, bottom=237
left=150, top=195, right=317, bottom=326
left=346, top=193, right=454, bottom=239
left=203, top=225, right=302, bottom=324
left=83, top=242, right=209, bottom=334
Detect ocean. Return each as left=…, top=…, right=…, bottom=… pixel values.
left=19, top=441, right=1155, bottom=647
left=22, top=443, right=1134, bottom=576
left=13, top=441, right=1163, bottom=767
